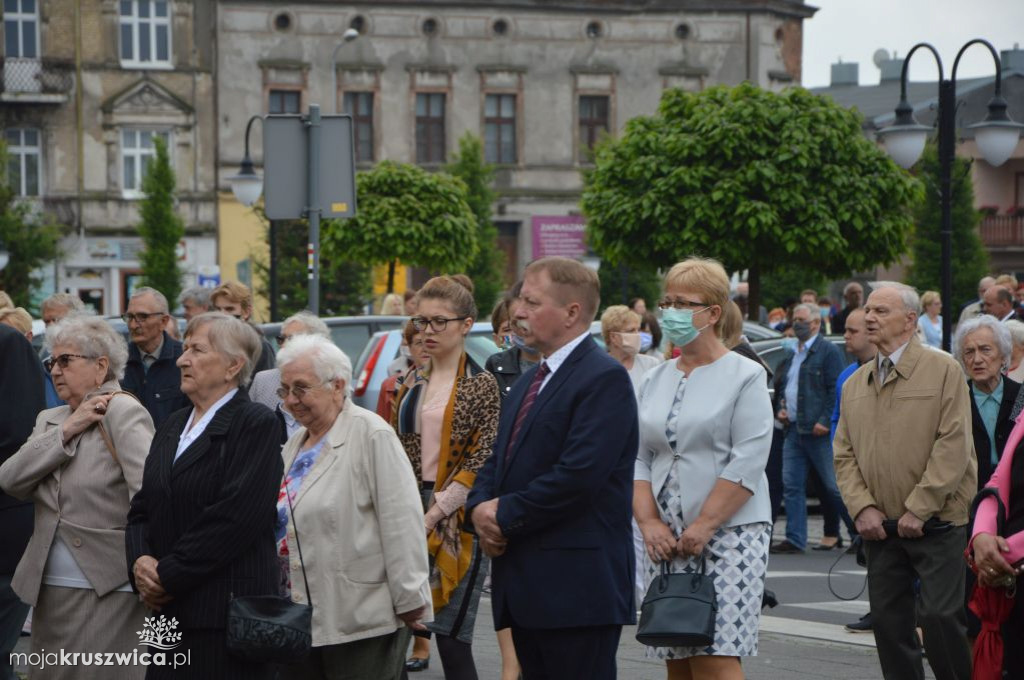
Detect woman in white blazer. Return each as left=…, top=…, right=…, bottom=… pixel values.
left=634, top=257, right=774, bottom=680
left=274, top=335, right=431, bottom=680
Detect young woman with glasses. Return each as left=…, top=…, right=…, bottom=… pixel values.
left=391, top=276, right=500, bottom=680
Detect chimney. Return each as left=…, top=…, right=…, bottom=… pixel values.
left=1002, top=43, right=1024, bottom=73
left=830, top=60, right=859, bottom=86
left=879, top=55, right=904, bottom=83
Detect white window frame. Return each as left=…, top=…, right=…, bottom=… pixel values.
left=5, top=128, right=42, bottom=197
left=3, top=0, right=40, bottom=59
left=118, top=0, right=173, bottom=69
left=121, top=128, right=171, bottom=198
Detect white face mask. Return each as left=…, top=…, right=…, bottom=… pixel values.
left=616, top=332, right=642, bottom=356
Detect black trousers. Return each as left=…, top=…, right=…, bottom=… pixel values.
left=863, top=526, right=972, bottom=680
left=510, top=623, right=620, bottom=680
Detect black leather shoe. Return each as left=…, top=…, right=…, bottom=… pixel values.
left=813, top=536, right=844, bottom=551
left=405, top=657, right=430, bottom=672
left=769, top=539, right=805, bottom=554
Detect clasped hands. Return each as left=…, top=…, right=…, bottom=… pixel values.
left=971, top=533, right=1022, bottom=588
left=639, top=518, right=713, bottom=563
left=133, top=555, right=173, bottom=611
left=470, top=499, right=507, bottom=558
left=854, top=506, right=924, bottom=541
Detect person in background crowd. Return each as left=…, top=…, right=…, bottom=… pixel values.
left=601, top=305, right=663, bottom=393
left=0, top=307, right=33, bottom=342
left=1015, top=283, right=1024, bottom=306
left=958, top=276, right=996, bottom=326
left=376, top=321, right=427, bottom=425
left=1005, top=320, right=1024, bottom=383
left=772, top=303, right=850, bottom=554
left=404, top=289, right=418, bottom=316
left=982, top=284, right=1017, bottom=323
left=468, top=257, right=636, bottom=680
left=832, top=282, right=864, bottom=336
left=485, top=283, right=542, bottom=401
left=641, top=311, right=663, bottom=357
left=490, top=296, right=513, bottom=350
left=210, top=281, right=276, bottom=374
left=381, top=293, right=405, bottom=315
left=127, top=313, right=284, bottom=680
left=918, top=291, right=943, bottom=348
left=0, top=291, right=12, bottom=309
left=722, top=301, right=771, bottom=378
left=767, top=307, right=787, bottom=331
left=629, top=297, right=647, bottom=316
left=178, top=286, right=212, bottom=322
left=0, top=325, right=46, bottom=680
left=817, top=297, right=834, bottom=335
left=995, top=274, right=1018, bottom=293
left=120, top=287, right=190, bottom=428
left=831, top=307, right=877, bottom=633
left=276, top=335, right=430, bottom=680
left=634, top=257, right=773, bottom=680
left=0, top=316, right=154, bottom=680
left=734, top=281, right=768, bottom=324
left=39, top=293, right=87, bottom=408
left=834, top=282, right=975, bottom=680
left=163, top=315, right=181, bottom=341
left=953, top=315, right=1018, bottom=644
left=249, top=311, right=331, bottom=440
left=800, top=289, right=818, bottom=305
left=393, top=276, right=500, bottom=680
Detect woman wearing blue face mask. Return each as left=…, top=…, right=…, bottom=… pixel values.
left=634, top=257, right=774, bottom=680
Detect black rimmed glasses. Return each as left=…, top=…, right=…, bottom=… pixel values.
left=44, top=353, right=92, bottom=372
left=122, top=312, right=162, bottom=324
left=410, top=315, right=468, bottom=332
left=657, top=297, right=708, bottom=311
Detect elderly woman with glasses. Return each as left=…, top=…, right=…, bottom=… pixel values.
left=0, top=315, right=155, bottom=680
left=274, top=335, right=430, bottom=680
left=126, top=312, right=284, bottom=679
left=392, top=276, right=500, bottom=679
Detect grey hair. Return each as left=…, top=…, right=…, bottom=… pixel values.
left=870, top=281, right=921, bottom=315
left=792, top=303, right=816, bottom=317
left=282, top=311, right=330, bottom=338
left=41, top=293, right=85, bottom=314
left=131, top=286, right=170, bottom=314
left=185, top=312, right=262, bottom=387
left=276, top=334, right=353, bottom=397
left=178, top=286, right=211, bottom=308
left=843, top=281, right=863, bottom=295
left=1005, top=320, right=1024, bottom=348
left=953, top=315, right=1013, bottom=372
left=45, top=315, right=129, bottom=381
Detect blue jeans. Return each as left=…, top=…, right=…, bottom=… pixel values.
left=782, top=428, right=853, bottom=550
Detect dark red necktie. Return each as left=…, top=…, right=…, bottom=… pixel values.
left=505, top=361, right=550, bottom=467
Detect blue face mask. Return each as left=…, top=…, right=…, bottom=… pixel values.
left=639, top=331, right=654, bottom=353
left=500, top=335, right=514, bottom=351
left=780, top=337, right=798, bottom=352
left=512, top=334, right=538, bottom=354
left=660, top=308, right=708, bottom=347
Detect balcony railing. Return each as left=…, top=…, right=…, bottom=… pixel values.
left=980, top=215, right=1024, bottom=247
left=1, top=57, right=74, bottom=102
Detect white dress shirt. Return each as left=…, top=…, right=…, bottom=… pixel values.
left=175, top=388, right=238, bottom=462
left=539, top=329, right=592, bottom=392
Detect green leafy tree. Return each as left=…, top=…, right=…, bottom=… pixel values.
left=582, top=83, right=921, bottom=314
left=322, top=161, right=479, bottom=293
left=138, top=136, right=184, bottom=305
left=598, top=262, right=662, bottom=313
left=0, top=141, right=61, bottom=312
left=445, top=134, right=505, bottom=313
left=906, top=144, right=988, bottom=314
left=759, top=267, right=829, bottom=311
left=252, top=213, right=373, bottom=319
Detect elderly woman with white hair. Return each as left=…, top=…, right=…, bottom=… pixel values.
left=274, top=334, right=430, bottom=680
left=0, top=315, right=155, bottom=679
left=126, top=312, right=284, bottom=679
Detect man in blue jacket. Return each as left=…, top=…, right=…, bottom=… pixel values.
left=771, top=303, right=848, bottom=554
left=120, top=287, right=190, bottom=428
left=468, top=257, right=637, bottom=680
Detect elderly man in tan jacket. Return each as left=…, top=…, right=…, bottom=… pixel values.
left=834, top=282, right=975, bottom=680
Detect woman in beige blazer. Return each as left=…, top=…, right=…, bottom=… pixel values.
left=0, top=315, right=154, bottom=680
left=275, top=335, right=430, bottom=680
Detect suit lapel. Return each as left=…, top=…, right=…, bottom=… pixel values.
left=292, top=404, right=352, bottom=508
left=171, top=391, right=247, bottom=478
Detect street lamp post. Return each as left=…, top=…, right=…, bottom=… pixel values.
left=331, top=28, right=361, bottom=113
left=877, top=39, right=1023, bottom=352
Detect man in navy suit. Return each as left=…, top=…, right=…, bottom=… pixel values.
left=467, top=256, right=638, bottom=680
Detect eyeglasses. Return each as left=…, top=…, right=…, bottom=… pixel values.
left=44, top=353, right=92, bottom=372
left=122, top=312, right=162, bottom=324
left=276, top=334, right=294, bottom=346
left=276, top=380, right=331, bottom=400
left=657, top=298, right=708, bottom=311
left=411, top=316, right=468, bottom=332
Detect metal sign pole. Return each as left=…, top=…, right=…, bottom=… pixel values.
left=306, top=104, right=322, bottom=315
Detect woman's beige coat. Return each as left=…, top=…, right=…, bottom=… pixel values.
left=0, top=382, right=155, bottom=605
left=281, top=399, right=430, bottom=647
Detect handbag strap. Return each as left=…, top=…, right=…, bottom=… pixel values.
left=971, top=486, right=1007, bottom=537
left=91, top=391, right=144, bottom=466
left=284, top=483, right=312, bottom=603
left=658, top=550, right=709, bottom=579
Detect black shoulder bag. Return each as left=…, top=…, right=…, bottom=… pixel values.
left=226, top=481, right=312, bottom=664
left=635, top=552, right=717, bottom=648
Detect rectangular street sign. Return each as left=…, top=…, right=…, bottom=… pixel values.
left=263, top=114, right=357, bottom=220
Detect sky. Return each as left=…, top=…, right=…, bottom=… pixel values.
left=802, top=0, right=1024, bottom=88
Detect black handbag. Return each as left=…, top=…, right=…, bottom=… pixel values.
left=226, top=482, right=312, bottom=665
left=635, top=553, right=717, bottom=648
